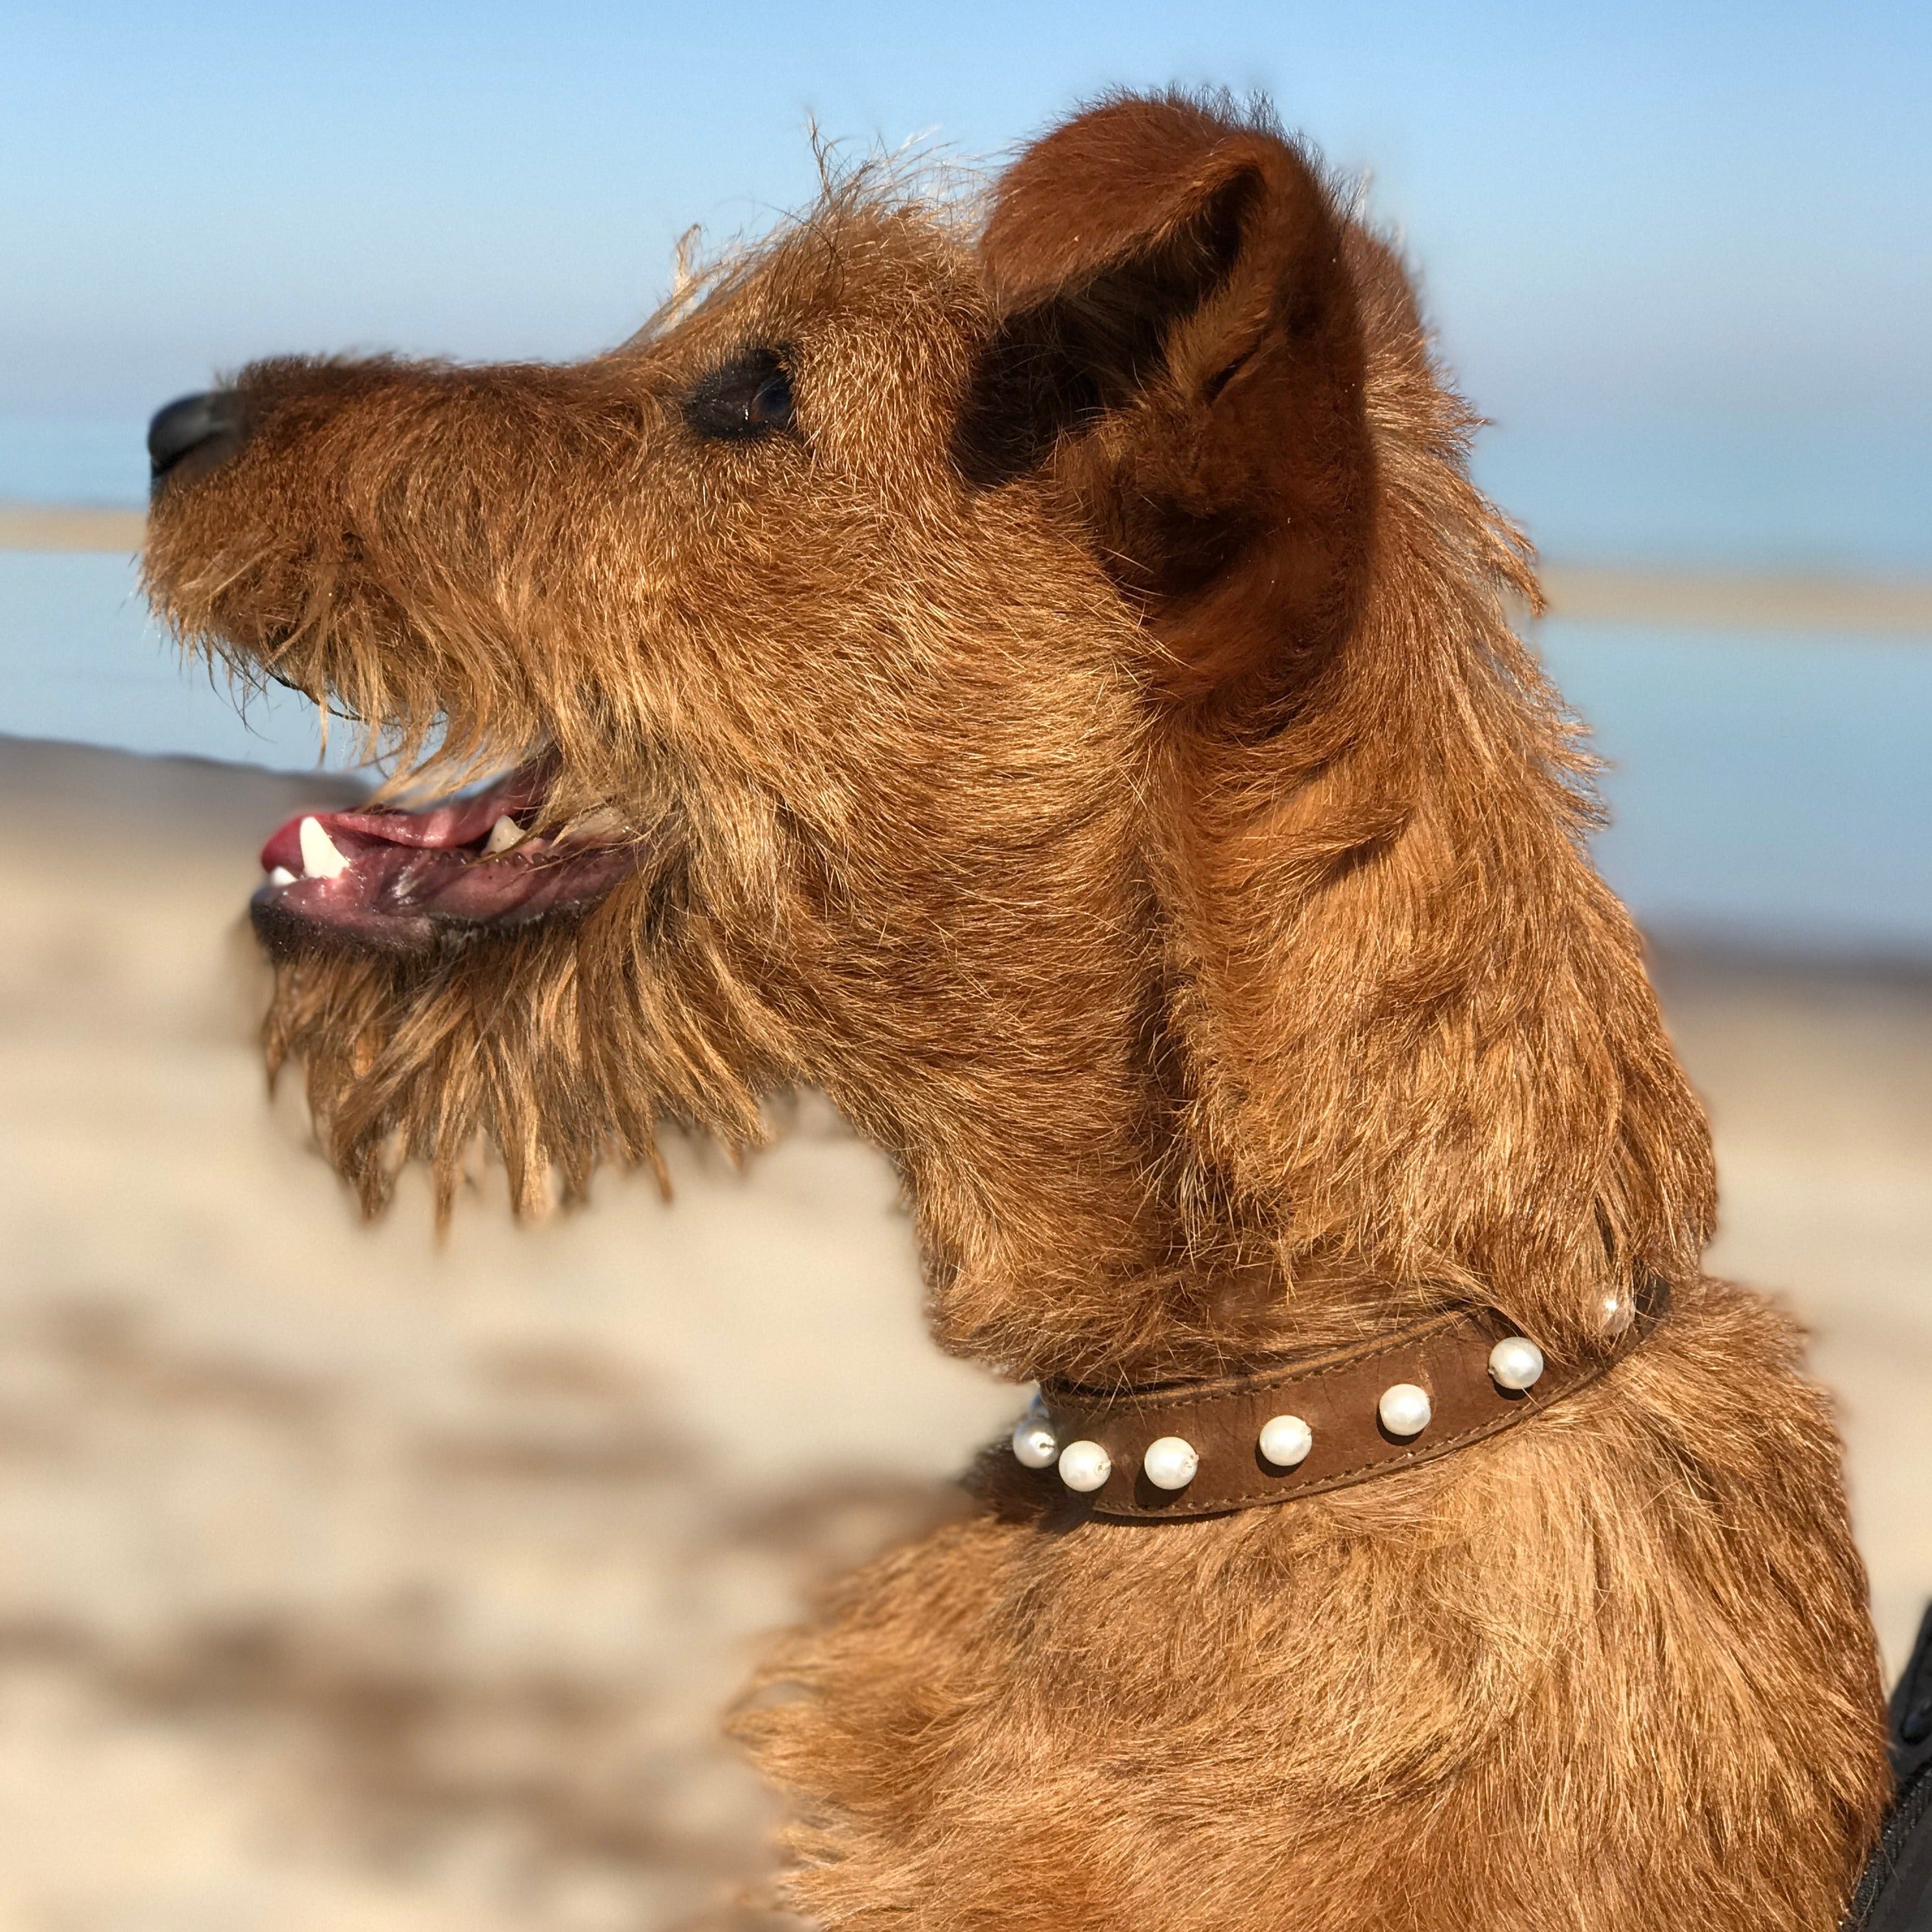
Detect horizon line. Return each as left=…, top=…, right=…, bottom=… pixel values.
left=5, top=502, right=1930, bottom=638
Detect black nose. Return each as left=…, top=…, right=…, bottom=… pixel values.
left=148, top=389, right=245, bottom=487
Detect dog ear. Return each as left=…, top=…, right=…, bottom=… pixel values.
left=964, top=93, right=1373, bottom=705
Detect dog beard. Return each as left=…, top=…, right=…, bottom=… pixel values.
left=260, top=875, right=779, bottom=1220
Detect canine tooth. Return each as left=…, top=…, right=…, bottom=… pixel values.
left=484, top=813, right=526, bottom=854
left=298, top=816, right=350, bottom=880
left=267, top=866, right=296, bottom=888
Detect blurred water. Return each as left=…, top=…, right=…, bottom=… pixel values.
left=0, top=413, right=152, bottom=509
left=0, top=548, right=1926, bottom=959
left=1471, top=422, right=1932, bottom=574
left=1539, top=624, right=1931, bottom=958
left=0, top=552, right=356, bottom=772
left=1, top=412, right=1928, bottom=957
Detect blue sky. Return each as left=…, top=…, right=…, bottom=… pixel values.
left=4, top=1, right=1929, bottom=437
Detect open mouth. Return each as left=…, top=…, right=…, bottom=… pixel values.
left=253, top=761, right=641, bottom=957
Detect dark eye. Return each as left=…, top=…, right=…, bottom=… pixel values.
left=684, top=348, right=796, bottom=441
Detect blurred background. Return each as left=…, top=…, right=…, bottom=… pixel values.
left=1, top=3, right=1927, bottom=1926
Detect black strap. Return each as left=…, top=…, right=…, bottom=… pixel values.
left=1845, top=1601, right=1932, bottom=1931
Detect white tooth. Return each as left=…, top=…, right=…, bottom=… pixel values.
left=298, top=816, right=350, bottom=880
left=267, top=866, right=296, bottom=888
left=484, top=813, right=526, bottom=855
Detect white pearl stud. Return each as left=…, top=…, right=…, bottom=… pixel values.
left=1141, top=1435, right=1199, bottom=1491
left=1057, top=1440, right=1113, bottom=1492
left=1487, top=1336, right=1545, bottom=1392
left=1011, top=1405, right=1060, bottom=1470
left=1601, top=1290, right=1634, bottom=1336
left=1257, top=1414, right=1313, bottom=1468
left=1378, top=1382, right=1432, bottom=1438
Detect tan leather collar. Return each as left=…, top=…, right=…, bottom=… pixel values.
left=1032, top=1280, right=1666, bottom=1522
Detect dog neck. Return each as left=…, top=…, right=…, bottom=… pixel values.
left=845, top=567, right=1718, bottom=1390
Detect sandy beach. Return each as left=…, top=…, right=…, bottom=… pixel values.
left=0, top=504, right=147, bottom=555
left=0, top=733, right=1926, bottom=1930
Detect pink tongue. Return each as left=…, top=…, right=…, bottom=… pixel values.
left=260, top=768, right=548, bottom=873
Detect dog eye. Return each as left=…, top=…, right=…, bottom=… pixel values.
left=684, top=349, right=796, bottom=441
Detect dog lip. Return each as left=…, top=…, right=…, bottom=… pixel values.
left=258, top=764, right=557, bottom=873
left=254, top=763, right=643, bottom=956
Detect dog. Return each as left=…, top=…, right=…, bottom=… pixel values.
left=143, top=91, right=1890, bottom=1929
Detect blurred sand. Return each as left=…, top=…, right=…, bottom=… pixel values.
left=0, top=505, right=147, bottom=553
left=1535, top=563, right=1932, bottom=636
left=0, top=735, right=1926, bottom=1930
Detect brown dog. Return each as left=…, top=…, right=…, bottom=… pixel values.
left=144, top=92, right=1889, bottom=1929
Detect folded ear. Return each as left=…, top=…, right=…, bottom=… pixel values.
left=964, top=93, right=1373, bottom=705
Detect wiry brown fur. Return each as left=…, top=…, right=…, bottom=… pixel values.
left=144, top=91, right=1888, bottom=1928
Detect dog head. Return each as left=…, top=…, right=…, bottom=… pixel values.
left=143, top=93, right=1711, bottom=1375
